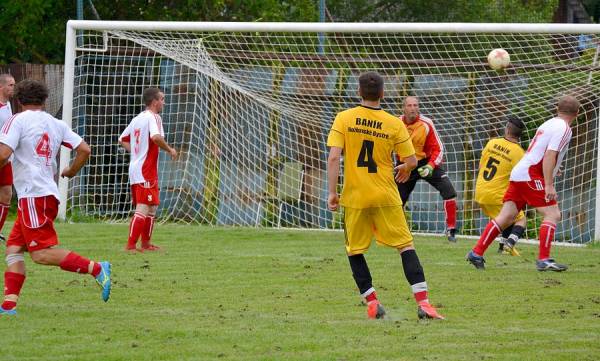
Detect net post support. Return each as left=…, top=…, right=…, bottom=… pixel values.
left=58, top=21, right=77, bottom=221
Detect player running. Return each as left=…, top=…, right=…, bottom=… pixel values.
left=327, top=72, right=444, bottom=320
left=0, top=74, right=15, bottom=242
left=0, top=79, right=111, bottom=315
left=467, top=95, right=580, bottom=271
left=475, top=116, right=527, bottom=256
left=396, top=96, right=459, bottom=242
left=119, top=88, right=177, bottom=252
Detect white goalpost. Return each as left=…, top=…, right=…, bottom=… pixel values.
left=61, top=20, right=600, bottom=243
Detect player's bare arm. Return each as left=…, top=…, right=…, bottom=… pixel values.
left=327, top=146, right=342, bottom=211
left=151, top=134, right=177, bottom=160
left=394, top=154, right=417, bottom=183
left=0, top=143, right=13, bottom=167
left=119, top=139, right=131, bottom=152
left=542, top=149, right=559, bottom=201
left=61, top=141, right=91, bottom=178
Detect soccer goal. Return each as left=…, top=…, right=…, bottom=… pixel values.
left=61, top=21, right=600, bottom=243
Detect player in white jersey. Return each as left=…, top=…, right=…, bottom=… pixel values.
left=0, top=79, right=111, bottom=315
left=0, top=74, right=15, bottom=242
left=119, top=88, right=177, bottom=252
left=467, top=95, right=580, bottom=272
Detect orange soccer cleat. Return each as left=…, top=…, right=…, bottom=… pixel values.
left=417, top=301, right=445, bottom=320
left=367, top=300, right=386, bottom=319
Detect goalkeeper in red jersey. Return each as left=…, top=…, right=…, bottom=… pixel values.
left=396, top=96, right=458, bottom=242
left=327, top=72, right=444, bottom=320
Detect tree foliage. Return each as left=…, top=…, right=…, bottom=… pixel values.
left=0, top=0, right=561, bottom=64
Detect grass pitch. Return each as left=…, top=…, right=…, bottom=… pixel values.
left=1, top=224, right=599, bottom=361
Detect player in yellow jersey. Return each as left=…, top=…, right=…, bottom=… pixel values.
left=327, top=72, right=443, bottom=320
left=475, top=116, right=527, bottom=256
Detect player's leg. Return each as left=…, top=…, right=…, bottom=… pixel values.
left=1, top=245, right=26, bottom=315
left=467, top=201, right=519, bottom=269
left=425, top=166, right=458, bottom=242
left=141, top=205, right=159, bottom=251
left=127, top=184, right=150, bottom=250
left=0, top=162, right=13, bottom=243
left=501, top=213, right=526, bottom=256
left=372, top=206, right=443, bottom=319
left=396, top=170, right=419, bottom=205
left=344, top=208, right=383, bottom=318
left=533, top=204, right=566, bottom=271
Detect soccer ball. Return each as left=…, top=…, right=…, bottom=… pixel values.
left=487, top=48, right=510, bottom=70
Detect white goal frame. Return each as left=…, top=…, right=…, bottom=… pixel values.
left=61, top=20, right=600, bottom=242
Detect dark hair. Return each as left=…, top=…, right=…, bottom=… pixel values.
left=358, top=72, right=383, bottom=101
left=506, top=116, right=525, bottom=138
left=557, top=95, right=580, bottom=116
left=143, top=88, right=162, bottom=106
left=14, top=79, right=48, bottom=106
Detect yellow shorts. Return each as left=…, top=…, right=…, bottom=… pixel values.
left=343, top=206, right=413, bottom=255
left=479, top=203, right=525, bottom=222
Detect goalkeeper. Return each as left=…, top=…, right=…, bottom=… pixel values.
left=396, top=96, right=458, bottom=242
left=475, top=116, right=527, bottom=256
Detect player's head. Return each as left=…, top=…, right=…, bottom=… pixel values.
left=556, top=95, right=580, bottom=121
left=402, top=96, right=420, bottom=123
left=0, top=74, right=15, bottom=100
left=358, top=72, right=384, bottom=102
left=143, top=88, right=165, bottom=113
left=505, top=116, right=525, bottom=139
left=14, top=79, right=48, bottom=106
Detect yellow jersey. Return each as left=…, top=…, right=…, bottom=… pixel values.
left=327, top=105, right=415, bottom=208
left=475, top=137, right=525, bottom=205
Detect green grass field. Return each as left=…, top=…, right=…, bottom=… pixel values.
left=1, top=223, right=599, bottom=361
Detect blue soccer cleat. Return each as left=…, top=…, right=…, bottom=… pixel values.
left=0, top=306, right=16, bottom=316
left=536, top=258, right=568, bottom=272
left=466, top=250, right=486, bottom=270
left=95, top=261, right=112, bottom=302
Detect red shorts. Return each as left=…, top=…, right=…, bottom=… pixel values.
left=7, top=196, right=59, bottom=252
left=131, top=182, right=160, bottom=206
left=0, top=162, right=13, bottom=186
left=503, top=180, right=557, bottom=210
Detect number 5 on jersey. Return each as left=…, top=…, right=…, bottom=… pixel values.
left=357, top=140, right=377, bottom=173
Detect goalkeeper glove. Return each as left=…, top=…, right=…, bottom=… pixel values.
left=417, top=164, right=434, bottom=178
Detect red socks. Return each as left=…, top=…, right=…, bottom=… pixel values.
left=444, top=199, right=457, bottom=230
left=127, top=212, right=146, bottom=249
left=141, top=215, right=155, bottom=248
left=473, top=220, right=501, bottom=256
left=539, top=221, right=556, bottom=260
left=2, top=272, right=25, bottom=310
left=59, top=252, right=101, bottom=277
left=0, top=202, right=9, bottom=233
left=411, top=281, right=429, bottom=304
left=365, top=291, right=377, bottom=303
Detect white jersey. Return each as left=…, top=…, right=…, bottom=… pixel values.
left=0, top=101, right=13, bottom=129
left=0, top=110, right=82, bottom=200
left=119, top=110, right=164, bottom=185
left=510, top=117, right=572, bottom=182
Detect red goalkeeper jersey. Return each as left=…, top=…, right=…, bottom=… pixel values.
left=397, top=114, right=444, bottom=168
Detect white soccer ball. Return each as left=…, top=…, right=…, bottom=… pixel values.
left=487, top=48, right=510, bottom=70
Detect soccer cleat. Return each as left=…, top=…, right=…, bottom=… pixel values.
left=140, top=244, right=161, bottom=252
left=536, top=258, right=568, bottom=272
left=502, top=238, right=520, bottom=256
left=417, top=301, right=444, bottom=320
left=367, top=300, right=386, bottom=319
left=95, top=261, right=112, bottom=302
left=466, top=250, right=485, bottom=270
left=447, top=228, right=457, bottom=243
left=0, top=306, right=16, bottom=316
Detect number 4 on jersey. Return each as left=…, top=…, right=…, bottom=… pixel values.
left=35, top=132, right=52, bottom=165
left=357, top=140, right=377, bottom=173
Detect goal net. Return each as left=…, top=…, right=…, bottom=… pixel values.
left=62, top=21, right=600, bottom=243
